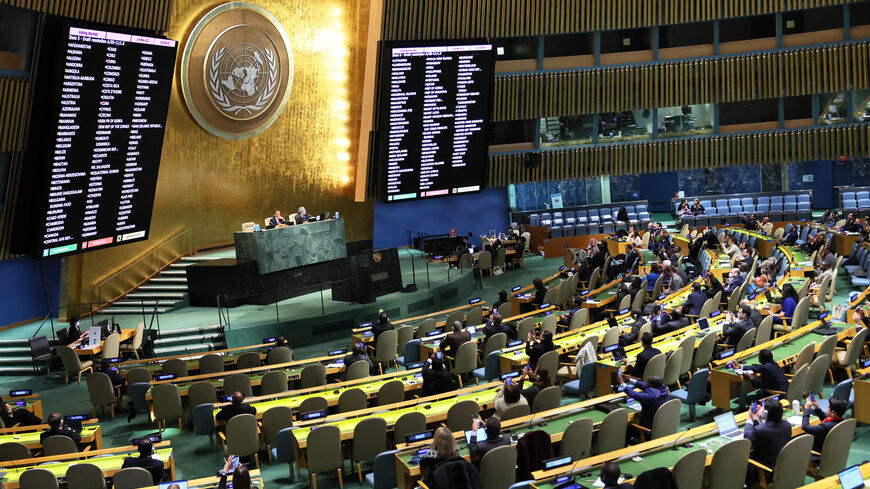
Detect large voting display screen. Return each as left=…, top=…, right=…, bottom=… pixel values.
left=376, top=40, right=494, bottom=203
left=24, top=25, right=176, bottom=258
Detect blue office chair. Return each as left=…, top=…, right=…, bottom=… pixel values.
left=669, top=368, right=710, bottom=421
left=366, top=449, right=399, bottom=489
left=563, top=362, right=597, bottom=399
left=510, top=482, right=536, bottom=489
left=817, top=379, right=854, bottom=414
left=130, top=382, right=150, bottom=413
left=271, top=427, right=301, bottom=482
left=192, top=403, right=216, bottom=450
left=473, top=349, right=502, bottom=382
left=397, top=338, right=421, bottom=367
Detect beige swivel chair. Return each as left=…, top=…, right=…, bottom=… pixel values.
left=642, top=353, right=666, bottom=383
left=222, top=413, right=260, bottom=468
left=198, top=354, right=224, bottom=374
left=672, top=448, right=707, bottom=489
left=709, top=439, right=751, bottom=489
left=266, top=346, right=293, bottom=365
left=594, top=408, right=628, bottom=454
left=832, top=327, right=868, bottom=378
left=125, top=367, right=152, bottom=385
left=558, top=417, right=593, bottom=461
left=235, top=352, right=261, bottom=370
left=446, top=400, right=479, bottom=432
left=531, top=385, right=561, bottom=413
left=662, top=348, right=684, bottom=388
left=223, top=373, right=253, bottom=397
left=58, top=346, right=93, bottom=384
left=298, top=397, right=328, bottom=417
left=112, top=467, right=154, bottom=489
left=465, top=307, right=484, bottom=327
left=241, top=222, right=256, bottom=232
left=260, top=371, right=288, bottom=395
left=161, top=358, right=188, bottom=378
left=377, top=380, right=404, bottom=406
left=300, top=364, right=327, bottom=388
left=755, top=316, right=773, bottom=346
left=811, top=418, right=857, bottom=479
left=633, top=398, right=681, bottom=441
left=480, top=445, right=518, bottom=489
left=188, top=381, right=218, bottom=410
left=477, top=251, right=493, bottom=276
left=19, top=467, right=59, bottom=489
left=351, top=418, right=388, bottom=481
left=261, top=406, right=293, bottom=462
left=120, top=322, right=144, bottom=359
left=42, top=435, right=79, bottom=456
left=345, top=360, right=370, bottom=381
left=306, top=424, right=343, bottom=489
left=100, top=333, right=120, bottom=360
left=337, top=388, right=367, bottom=413
left=750, top=434, right=812, bottom=489
left=151, top=383, right=184, bottom=433
left=516, top=317, right=536, bottom=340
left=0, top=441, right=30, bottom=461
left=392, top=411, right=426, bottom=445
left=372, top=330, right=398, bottom=375
left=500, top=403, right=531, bottom=421
left=415, top=318, right=437, bottom=338
left=86, top=371, right=118, bottom=418
left=805, top=354, right=831, bottom=398
left=66, top=463, right=106, bottom=489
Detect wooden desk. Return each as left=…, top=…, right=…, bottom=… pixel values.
left=580, top=278, right=622, bottom=311
left=810, top=224, right=860, bottom=257
left=704, top=248, right=732, bottom=280
left=5, top=394, right=43, bottom=420
left=0, top=419, right=101, bottom=450
left=118, top=344, right=274, bottom=378
left=70, top=328, right=135, bottom=356
left=779, top=245, right=815, bottom=277
left=801, top=461, right=870, bottom=489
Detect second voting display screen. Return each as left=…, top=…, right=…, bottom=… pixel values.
left=378, top=41, right=494, bottom=202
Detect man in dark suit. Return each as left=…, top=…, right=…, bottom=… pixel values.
left=440, top=321, right=471, bottom=358
left=294, top=206, right=310, bottom=224
left=421, top=355, right=454, bottom=396
left=215, top=392, right=257, bottom=424
left=468, top=417, right=510, bottom=467
left=40, top=412, right=81, bottom=444
left=622, top=244, right=639, bottom=274
left=491, top=290, right=509, bottom=316
left=0, top=397, right=41, bottom=427
left=601, top=461, right=634, bottom=489
left=480, top=315, right=514, bottom=351
left=734, top=348, right=789, bottom=395
left=745, top=399, right=792, bottom=483
left=682, top=283, right=708, bottom=316
left=624, top=332, right=661, bottom=379
left=802, top=397, right=848, bottom=465
left=722, top=305, right=755, bottom=347
left=557, top=297, right=583, bottom=327
left=618, top=374, right=670, bottom=430
left=268, top=210, right=288, bottom=227
left=122, top=440, right=165, bottom=484
left=371, top=311, right=394, bottom=344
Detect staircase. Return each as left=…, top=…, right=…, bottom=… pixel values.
left=152, top=324, right=225, bottom=357
left=102, top=255, right=220, bottom=315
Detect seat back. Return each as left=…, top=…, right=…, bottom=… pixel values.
left=651, top=398, right=681, bottom=439
left=662, top=348, right=683, bottom=386
left=266, top=346, right=293, bottom=365
left=300, top=363, right=327, bottom=389
left=161, top=358, right=188, bottom=377
left=672, top=449, right=707, bottom=489
left=480, top=349, right=503, bottom=381
left=786, top=364, right=809, bottom=404
left=601, top=326, right=619, bottom=348
left=755, top=316, right=773, bottom=346
left=446, top=399, right=479, bottom=432
left=416, top=318, right=437, bottom=337
left=199, top=353, right=225, bottom=374
left=540, top=314, right=558, bottom=336
left=559, top=417, right=593, bottom=460
left=86, top=371, right=116, bottom=407
left=400, top=338, right=422, bottom=366
left=236, top=351, right=261, bottom=369
left=369, top=449, right=399, bottom=489
left=338, top=387, right=367, bottom=413
left=101, top=333, right=120, bottom=359
left=594, top=408, right=628, bottom=454
left=260, top=370, right=289, bottom=395
left=193, top=402, right=217, bottom=436
left=352, top=417, right=388, bottom=465
left=693, top=332, right=717, bottom=369
left=735, top=328, right=756, bottom=352
left=223, top=373, right=253, bottom=397
left=113, top=467, right=154, bottom=489
left=378, top=379, right=405, bottom=406
left=484, top=333, right=507, bottom=359
left=452, top=341, right=479, bottom=375
left=517, top=317, right=536, bottom=339
left=642, top=353, right=666, bottom=382
left=793, top=342, right=816, bottom=372
left=480, top=445, right=518, bottom=489
left=66, top=462, right=106, bottom=489
left=569, top=308, right=589, bottom=330
left=709, top=439, right=751, bottom=489
left=306, top=424, right=342, bottom=474
left=806, top=354, right=830, bottom=396
left=19, top=467, right=59, bottom=489
left=393, top=411, right=426, bottom=444
left=817, top=418, right=858, bottom=478
left=374, top=330, right=399, bottom=366
left=501, top=403, right=531, bottom=421
left=226, top=413, right=260, bottom=459
left=188, top=381, right=217, bottom=409
left=840, top=327, right=868, bottom=368
left=0, top=441, right=31, bottom=461
left=42, top=435, right=79, bottom=456
left=57, top=345, right=84, bottom=373
left=770, top=434, right=813, bottom=489
left=537, top=350, right=559, bottom=377
left=677, top=335, right=695, bottom=378
left=298, top=396, right=328, bottom=416
left=151, top=383, right=183, bottom=422
left=685, top=368, right=711, bottom=404
left=531, top=385, right=561, bottom=413
left=346, top=360, right=370, bottom=381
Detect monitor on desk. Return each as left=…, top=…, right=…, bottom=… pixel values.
left=837, top=465, right=866, bottom=489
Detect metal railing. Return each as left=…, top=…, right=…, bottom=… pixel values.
left=95, top=228, right=194, bottom=306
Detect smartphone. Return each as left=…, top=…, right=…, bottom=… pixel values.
left=436, top=351, right=442, bottom=359
left=727, top=362, right=734, bottom=369
left=506, top=377, right=512, bottom=386
left=809, top=392, right=816, bottom=403
left=751, top=401, right=757, bottom=413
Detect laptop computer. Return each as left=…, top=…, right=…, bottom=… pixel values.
left=714, top=411, right=744, bottom=440
left=696, top=317, right=710, bottom=336
left=837, top=465, right=867, bottom=489
left=464, top=427, right=487, bottom=445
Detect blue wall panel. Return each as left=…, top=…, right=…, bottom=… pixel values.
left=787, top=161, right=834, bottom=209
left=0, top=256, right=60, bottom=327
left=373, top=188, right=510, bottom=249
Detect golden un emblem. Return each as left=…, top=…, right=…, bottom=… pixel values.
left=181, top=2, right=293, bottom=139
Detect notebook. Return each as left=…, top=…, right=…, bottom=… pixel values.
left=714, top=411, right=743, bottom=440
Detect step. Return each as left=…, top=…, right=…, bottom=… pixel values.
left=0, top=346, right=35, bottom=355
left=148, top=277, right=187, bottom=284
left=180, top=256, right=221, bottom=262
left=159, top=269, right=187, bottom=277
left=100, top=307, right=169, bottom=315
left=0, top=355, right=37, bottom=365
left=155, top=334, right=222, bottom=347
left=126, top=292, right=186, bottom=300
left=138, top=285, right=188, bottom=292
left=110, top=300, right=178, bottom=309
left=154, top=343, right=226, bottom=357
left=154, top=325, right=222, bottom=336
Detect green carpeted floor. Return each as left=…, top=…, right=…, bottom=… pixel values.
left=4, top=222, right=870, bottom=488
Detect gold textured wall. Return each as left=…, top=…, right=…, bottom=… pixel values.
left=69, top=0, right=374, bottom=305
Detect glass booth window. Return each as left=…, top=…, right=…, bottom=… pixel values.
left=540, top=115, right=594, bottom=147
left=818, top=92, right=848, bottom=125
left=854, top=90, right=870, bottom=122
left=657, top=104, right=714, bottom=138
left=598, top=109, right=652, bottom=143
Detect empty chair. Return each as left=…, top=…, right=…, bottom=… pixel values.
left=480, top=445, right=518, bottom=489
left=300, top=363, right=327, bottom=388
left=805, top=354, right=830, bottom=397
left=670, top=368, right=710, bottom=421
left=126, top=367, right=153, bottom=385
left=377, top=379, right=405, bottom=406
left=531, top=385, right=561, bottom=413
left=393, top=411, right=426, bottom=445
left=365, top=449, right=399, bottom=489
left=267, top=346, right=294, bottom=365
left=709, top=439, right=751, bottom=489
left=594, top=408, right=628, bottom=454
left=642, top=353, right=666, bottom=383
left=260, top=370, right=289, bottom=395
left=236, top=351, right=261, bottom=369
left=223, top=413, right=260, bottom=468
left=0, top=441, right=31, bottom=461
left=416, top=318, right=437, bottom=337
left=751, top=434, right=812, bottom=489
left=693, top=332, right=717, bottom=370
left=345, top=360, right=371, bottom=381
left=113, top=467, right=154, bottom=489
left=563, top=361, right=597, bottom=399
left=199, top=353, right=225, bottom=374
left=86, top=371, right=118, bottom=418
left=450, top=341, right=478, bottom=387
left=193, top=402, right=217, bottom=449
left=161, top=358, right=188, bottom=378
left=188, top=381, right=218, bottom=413
left=672, top=449, right=707, bottom=489
left=397, top=338, right=421, bottom=367
left=352, top=418, right=388, bottom=482
left=474, top=349, right=503, bottom=383
left=42, top=435, right=79, bottom=456
left=151, top=383, right=184, bottom=433
left=446, top=399, right=479, bottom=432
left=755, top=316, right=773, bottom=346
left=559, top=417, right=593, bottom=461
left=100, top=333, right=120, bottom=360
left=662, top=348, right=683, bottom=388
left=66, top=462, right=106, bottom=489
left=57, top=345, right=93, bottom=384
left=735, top=329, right=756, bottom=352
left=372, top=330, right=398, bottom=374
left=223, top=373, right=253, bottom=397
left=19, top=467, right=59, bottom=489
left=832, top=327, right=868, bottom=378
left=338, top=388, right=368, bottom=413
left=298, top=396, right=328, bottom=416
left=783, top=364, right=809, bottom=404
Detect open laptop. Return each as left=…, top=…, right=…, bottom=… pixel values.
left=714, top=411, right=744, bottom=440
left=837, top=465, right=867, bottom=489
left=696, top=317, right=710, bottom=337
left=464, top=427, right=487, bottom=445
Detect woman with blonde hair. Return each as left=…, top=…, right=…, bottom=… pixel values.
left=419, top=426, right=479, bottom=488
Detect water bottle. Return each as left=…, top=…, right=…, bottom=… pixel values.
left=792, top=399, right=801, bottom=415
left=254, top=224, right=260, bottom=232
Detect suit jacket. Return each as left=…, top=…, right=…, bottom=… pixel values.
left=745, top=419, right=792, bottom=470
left=421, top=361, right=454, bottom=396
left=294, top=213, right=309, bottom=224
left=623, top=250, right=639, bottom=272
left=531, top=285, right=548, bottom=306
left=749, top=308, right=763, bottom=328
left=746, top=361, right=789, bottom=393
left=723, top=318, right=754, bottom=346
left=627, top=347, right=662, bottom=379
left=371, top=321, right=394, bottom=343
left=122, top=454, right=165, bottom=484
left=40, top=427, right=81, bottom=443
left=215, top=403, right=256, bottom=423
left=468, top=434, right=510, bottom=467
left=440, top=331, right=471, bottom=357
left=801, top=408, right=842, bottom=455
left=525, top=341, right=555, bottom=369
left=558, top=307, right=582, bottom=326
left=269, top=216, right=287, bottom=227
left=668, top=273, right=685, bottom=291
left=623, top=380, right=670, bottom=429
left=683, top=291, right=708, bottom=316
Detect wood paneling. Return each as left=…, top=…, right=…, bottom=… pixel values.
left=1, top=0, right=172, bottom=32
